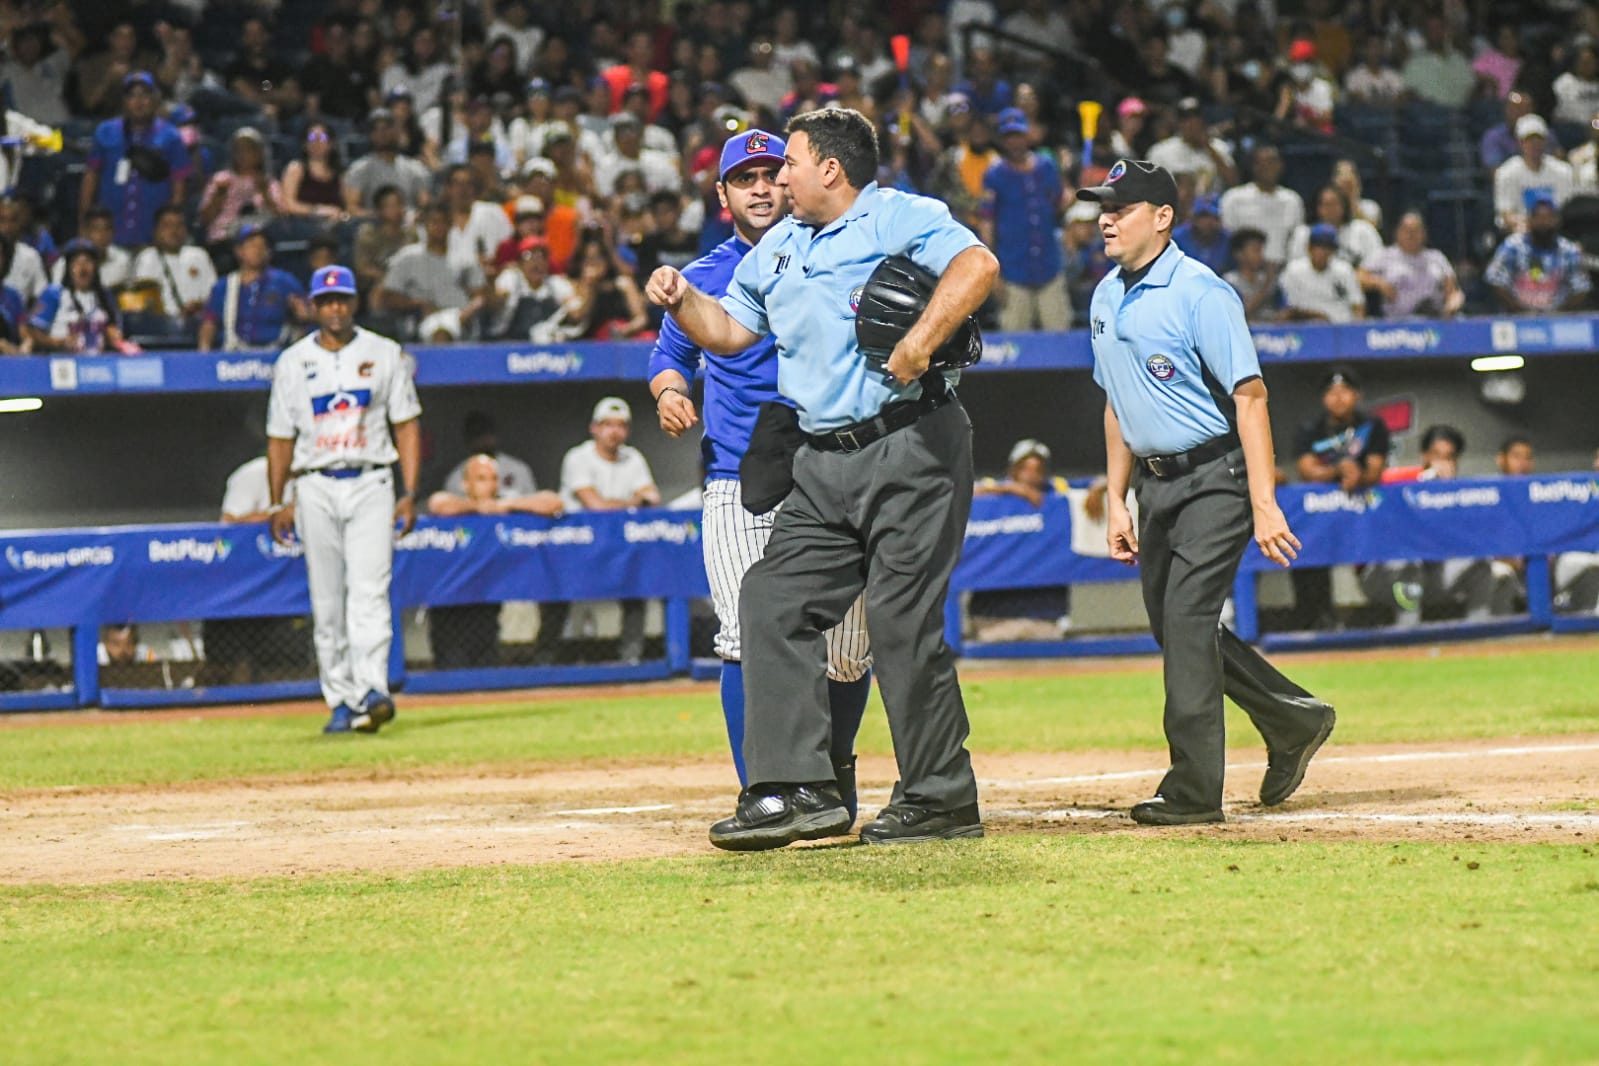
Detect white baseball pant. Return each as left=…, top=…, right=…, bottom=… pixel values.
left=294, top=468, right=396, bottom=708
left=702, top=478, right=870, bottom=680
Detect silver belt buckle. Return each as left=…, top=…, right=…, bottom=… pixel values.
left=1146, top=455, right=1168, bottom=478
left=836, top=428, right=862, bottom=453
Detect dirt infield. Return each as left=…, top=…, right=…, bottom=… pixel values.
left=4, top=735, right=1596, bottom=884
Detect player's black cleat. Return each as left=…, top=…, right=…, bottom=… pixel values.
left=708, top=782, right=853, bottom=852
left=1129, top=797, right=1225, bottom=825
left=859, top=802, right=984, bottom=845
left=1260, top=703, right=1336, bottom=806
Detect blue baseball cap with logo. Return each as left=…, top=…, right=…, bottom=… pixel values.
left=996, top=107, right=1029, bottom=135
left=310, top=265, right=358, bottom=299
left=1308, top=222, right=1340, bottom=248
left=719, top=128, right=785, bottom=182
left=123, top=71, right=157, bottom=93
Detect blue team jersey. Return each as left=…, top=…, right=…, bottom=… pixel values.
left=1171, top=221, right=1234, bottom=277
left=981, top=155, right=1063, bottom=286
left=648, top=235, right=783, bottom=481
left=1089, top=242, right=1261, bottom=456
left=203, top=268, right=306, bottom=348
left=720, top=182, right=983, bottom=433
left=87, top=117, right=193, bottom=247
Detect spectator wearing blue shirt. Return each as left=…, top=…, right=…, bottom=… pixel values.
left=198, top=226, right=310, bottom=351
left=79, top=72, right=191, bottom=250
left=0, top=237, right=28, bottom=352
left=1172, top=194, right=1233, bottom=276
left=955, top=47, right=1012, bottom=115
left=1063, top=199, right=1112, bottom=326
left=982, top=107, right=1067, bottom=332
left=1486, top=195, right=1592, bottom=312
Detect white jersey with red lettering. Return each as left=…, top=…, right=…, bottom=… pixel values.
left=266, top=327, right=420, bottom=471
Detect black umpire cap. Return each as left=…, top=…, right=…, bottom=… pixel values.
left=1076, top=158, right=1180, bottom=208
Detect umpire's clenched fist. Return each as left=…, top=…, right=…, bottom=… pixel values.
left=646, top=266, right=687, bottom=311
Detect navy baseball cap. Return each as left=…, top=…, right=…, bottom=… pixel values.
left=1076, top=158, right=1180, bottom=208
left=310, top=265, right=358, bottom=299
left=719, top=128, right=785, bottom=181
left=234, top=223, right=270, bottom=246
left=123, top=71, right=157, bottom=93
left=1308, top=222, right=1340, bottom=247
left=1192, top=193, right=1220, bottom=217
left=996, top=107, right=1029, bottom=135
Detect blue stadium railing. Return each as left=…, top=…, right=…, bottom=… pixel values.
left=1, top=477, right=1596, bottom=712
left=1, top=313, right=1595, bottom=397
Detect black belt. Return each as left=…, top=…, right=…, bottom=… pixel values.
left=805, top=386, right=954, bottom=453
left=1136, top=433, right=1239, bottom=480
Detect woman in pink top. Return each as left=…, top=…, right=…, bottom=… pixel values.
left=198, top=127, right=282, bottom=245
left=1472, top=25, right=1523, bottom=101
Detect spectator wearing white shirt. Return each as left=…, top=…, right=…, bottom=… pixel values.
left=1553, top=45, right=1599, bottom=126
left=0, top=22, right=74, bottom=127
left=440, top=164, right=513, bottom=279
left=487, top=238, right=577, bottom=340
left=50, top=206, right=130, bottom=290
left=1146, top=99, right=1237, bottom=197
left=1285, top=185, right=1383, bottom=268
left=1277, top=39, right=1336, bottom=133
left=1219, top=145, right=1305, bottom=267
left=485, top=0, right=543, bottom=75
left=729, top=40, right=792, bottom=117
left=557, top=397, right=660, bottom=663
left=1357, top=212, right=1463, bottom=318
left=1331, top=159, right=1383, bottom=231
left=0, top=197, right=46, bottom=303
left=1568, top=109, right=1599, bottom=192
left=594, top=113, right=681, bottom=197
left=1494, top=114, right=1576, bottom=233
left=1280, top=224, right=1364, bottom=324
left=1342, top=34, right=1406, bottom=105
left=606, top=84, right=679, bottom=157
left=129, top=205, right=217, bottom=333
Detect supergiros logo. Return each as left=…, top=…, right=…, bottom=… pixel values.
left=148, top=537, right=235, bottom=564
left=396, top=526, right=475, bottom=552
left=6, top=544, right=116, bottom=571
left=493, top=523, right=597, bottom=548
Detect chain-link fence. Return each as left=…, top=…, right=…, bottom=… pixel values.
left=0, top=626, right=74, bottom=694
left=404, top=597, right=721, bottom=672
left=96, top=617, right=317, bottom=692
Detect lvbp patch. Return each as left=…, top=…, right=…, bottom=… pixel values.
left=1145, top=354, right=1177, bottom=381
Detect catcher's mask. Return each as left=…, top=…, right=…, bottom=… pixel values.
left=852, top=255, right=983, bottom=372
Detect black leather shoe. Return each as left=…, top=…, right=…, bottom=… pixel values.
left=1130, top=797, right=1225, bottom=825
left=1261, top=703, right=1337, bottom=807
left=859, top=802, right=983, bottom=845
left=834, top=756, right=858, bottom=824
left=708, top=782, right=852, bottom=852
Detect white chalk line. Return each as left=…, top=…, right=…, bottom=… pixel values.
left=91, top=741, right=1599, bottom=845
left=979, top=741, right=1599, bottom=791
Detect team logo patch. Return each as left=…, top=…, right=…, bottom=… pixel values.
left=849, top=285, right=864, bottom=313
left=745, top=131, right=769, bottom=155
left=1145, top=354, right=1177, bottom=381
left=311, top=388, right=372, bottom=416
left=357, top=360, right=374, bottom=377
left=1107, top=160, right=1127, bottom=183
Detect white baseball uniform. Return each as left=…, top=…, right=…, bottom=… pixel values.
left=266, top=327, right=421, bottom=710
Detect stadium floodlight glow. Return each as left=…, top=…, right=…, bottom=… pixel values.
left=1471, top=355, right=1525, bottom=372
left=0, top=397, right=43, bottom=413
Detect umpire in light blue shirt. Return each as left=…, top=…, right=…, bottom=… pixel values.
left=1082, top=159, right=1337, bottom=826
left=646, top=107, right=999, bottom=850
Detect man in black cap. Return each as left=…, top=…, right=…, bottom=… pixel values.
left=1081, top=158, right=1336, bottom=825
left=1290, top=363, right=1390, bottom=629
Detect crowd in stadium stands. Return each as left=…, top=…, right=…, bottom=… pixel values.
left=0, top=0, right=1594, bottom=353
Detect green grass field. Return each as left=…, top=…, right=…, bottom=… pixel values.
left=3, top=640, right=1598, bottom=1064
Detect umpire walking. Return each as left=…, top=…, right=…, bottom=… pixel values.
left=646, top=108, right=998, bottom=850
left=1079, top=160, right=1336, bottom=825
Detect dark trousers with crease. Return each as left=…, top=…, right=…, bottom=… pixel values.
left=1136, top=448, right=1327, bottom=810
left=739, top=400, right=978, bottom=812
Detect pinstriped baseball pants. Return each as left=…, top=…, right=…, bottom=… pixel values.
left=702, top=478, right=871, bottom=680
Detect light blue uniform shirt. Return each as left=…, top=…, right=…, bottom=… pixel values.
left=1088, top=241, right=1261, bottom=456
left=720, top=182, right=983, bottom=433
